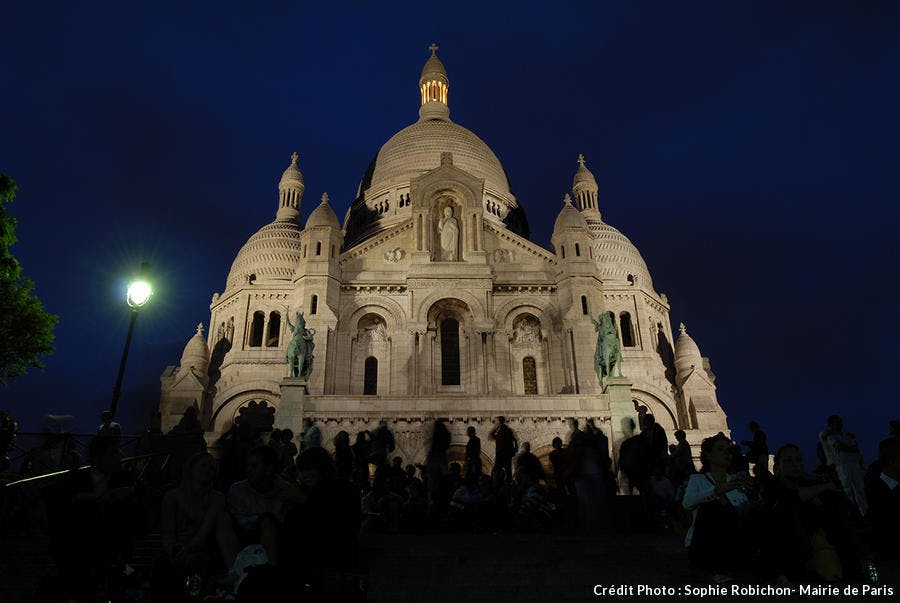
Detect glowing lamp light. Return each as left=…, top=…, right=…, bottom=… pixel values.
left=126, top=280, right=152, bottom=307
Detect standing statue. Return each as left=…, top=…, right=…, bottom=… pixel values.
left=285, top=311, right=316, bottom=379
left=438, top=205, right=459, bottom=261
left=592, top=312, right=623, bottom=387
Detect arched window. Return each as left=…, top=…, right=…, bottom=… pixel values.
left=331, top=245, right=335, bottom=258
left=575, top=243, right=581, bottom=257
left=303, top=244, right=307, bottom=258
left=364, top=356, right=378, bottom=395
left=315, top=241, right=322, bottom=256
left=523, top=356, right=537, bottom=395
left=440, top=318, right=460, bottom=386
left=581, top=296, right=588, bottom=315
left=310, top=295, right=318, bottom=315
left=249, top=311, right=264, bottom=347
left=561, top=246, right=566, bottom=259
left=620, top=312, right=635, bottom=347
left=266, top=312, right=281, bottom=347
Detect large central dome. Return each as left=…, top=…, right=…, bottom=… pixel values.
left=345, top=46, right=527, bottom=247
left=364, top=119, right=512, bottom=197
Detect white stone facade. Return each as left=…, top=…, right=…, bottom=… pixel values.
left=159, top=48, right=729, bottom=468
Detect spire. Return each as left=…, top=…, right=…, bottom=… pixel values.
left=419, top=43, right=450, bottom=121
left=572, top=154, right=601, bottom=219
left=277, top=152, right=304, bottom=222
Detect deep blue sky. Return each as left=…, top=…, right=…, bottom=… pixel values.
left=1, top=2, right=898, bottom=461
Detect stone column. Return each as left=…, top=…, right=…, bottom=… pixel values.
left=275, top=378, right=308, bottom=434
left=605, top=376, right=637, bottom=472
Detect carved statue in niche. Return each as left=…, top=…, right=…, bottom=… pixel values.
left=358, top=315, right=388, bottom=345
left=438, top=205, right=459, bottom=261
left=513, top=316, right=541, bottom=344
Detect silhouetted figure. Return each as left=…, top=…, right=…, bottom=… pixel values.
left=618, top=418, right=644, bottom=494
left=640, top=414, right=668, bottom=475
left=668, top=429, right=695, bottom=488
left=282, top=447, right=361, bottom=593
left=516, top=441, right=545, bottom=481
left=351, top=431, right=372, bottom=492
left=682, top=433, right=759, bottom=581
left=97, top=410, right=122, bottom=437
left=741, top=421, right=769, bottom=473
left=216, top=446, right=287, bottom=571
left=49, top=436, right=137, bottom=598
left=767, top=443, right=871, bottom=583
left=511, top=466, right=557, bottom=531
left=369, top=420, right=396, bottom=469
left=279, top=428, right=298, bottom=475
left=301, top=418, right=321, bottom=451
left=465, top=426, right=482, bottom=478
left=820, top=415, right=868, bottom=515
left=361, top=468, right=404, bottom=534
left=866, top=439, right=900, bottom=559
left=426, top=420, right=451, bottom=505
left=333, top=430, right=353, bottom=481
left=548, top=436, right=573, bottom=495
left=388, top=456, right=409, bottom=493
left=431, top=462, right=462, bottom=524
left=155, top=452, right=224, bottom=600
left=490, top=416, right=518, bottom=484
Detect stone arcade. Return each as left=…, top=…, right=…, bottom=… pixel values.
left=159, top=47, right=729, bottom=471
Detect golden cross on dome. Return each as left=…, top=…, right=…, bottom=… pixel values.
left=321, top=192, right=329, bottom=203
left=429, top=43, right=439, bottom=56
left=577, top=154, right=585, bottom=166
left=291, top=151, right=298, bottom=164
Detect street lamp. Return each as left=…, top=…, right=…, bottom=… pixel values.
left=109, top=264, right=153, bottom=420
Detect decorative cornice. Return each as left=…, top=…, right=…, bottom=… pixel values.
left=493, top=284, right=556, bottom=294
left=341, top=284, right=408, bottom=294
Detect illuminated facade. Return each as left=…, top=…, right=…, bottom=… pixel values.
left=159, top=47, right=729, bottom=467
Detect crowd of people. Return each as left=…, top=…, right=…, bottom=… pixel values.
left=0, top=409, right=898, bottom=599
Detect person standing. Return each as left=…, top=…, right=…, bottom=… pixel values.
left=740, top=421, right=769, bottom=473
left=490, top=416, right=518, bottom=484
left=465, top=426, right=482, bottom=478
left=820, top=415, right=868, bottom=516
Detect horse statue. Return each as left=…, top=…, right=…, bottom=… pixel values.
left=592, top=311, right=623, bottom=387
left=285, top=311, right=316, bottom=379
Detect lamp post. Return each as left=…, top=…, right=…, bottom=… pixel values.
left=109, top=265, right=152, bottom=420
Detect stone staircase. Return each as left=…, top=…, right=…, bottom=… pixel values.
left=361, top=532, right=690, bottom=602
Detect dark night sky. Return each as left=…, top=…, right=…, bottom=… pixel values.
left=1, top=2, right=898, bottom=461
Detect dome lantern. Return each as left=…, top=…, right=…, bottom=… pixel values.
left=277, top=152, right=304, bottom=222
left=419, top=43, right=450, bottom=121
left=573, top=154, right=601, bottom=219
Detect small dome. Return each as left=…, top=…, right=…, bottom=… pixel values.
left=306, top=192, right=341, bottom=229
left=588, top=219, right=654, bottom=289
left=226, top=219, right=303, bottom=290
left=573, top=154, right=598, bottom=188
left=553, top=194, right=589, bottom=232
left=279, top=152, right=304, bottom=189
left=674, top=323, right=704, bottom=382
left=180, top=323, right=210, bottom=375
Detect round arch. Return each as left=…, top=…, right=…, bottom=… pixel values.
left=210, top=386, right=280, bottom=432
left=338, top=296, right=405, bottom=331
left=632, top=390, right=678, bottom=431
left=415, top=290, right=485, bottom=324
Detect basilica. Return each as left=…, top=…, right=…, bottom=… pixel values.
left=159, top=48, right=729, bottom=468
